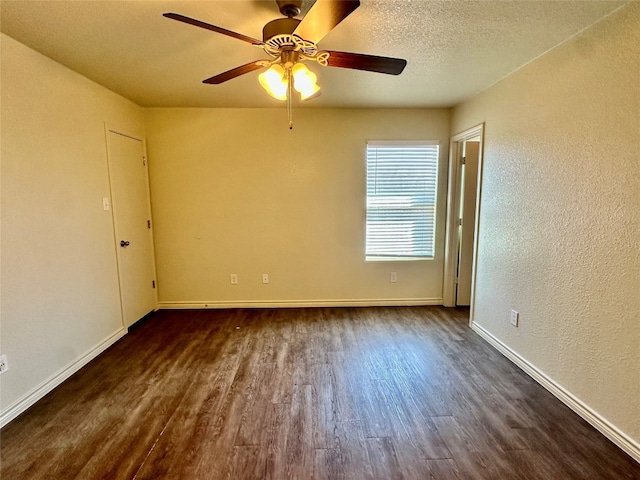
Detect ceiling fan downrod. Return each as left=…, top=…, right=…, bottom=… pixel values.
left=276, top=0, right=302, bottom=18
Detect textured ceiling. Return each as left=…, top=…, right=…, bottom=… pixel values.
left=0, top=0, right=627, bottom=108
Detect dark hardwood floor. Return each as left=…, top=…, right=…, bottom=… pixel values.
left=1, top=307, right=638, bottom=479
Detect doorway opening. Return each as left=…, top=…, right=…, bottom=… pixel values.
left=443, top=124, right=484, bottom=321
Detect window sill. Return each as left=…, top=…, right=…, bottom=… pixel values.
left=365, top=256, right=433, bottom=262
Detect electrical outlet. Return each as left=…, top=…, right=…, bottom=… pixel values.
left=390, top=272, right=398, bottom=283
left=510, top=309, right=519, bottom=327
left=230, top=274, right=238, bottom=285
left=0, top=355, right=9, bottom=374
left=262, top=273, right=269, bottom=284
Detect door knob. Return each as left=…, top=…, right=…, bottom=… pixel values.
left=120, top=240, right=130, bottom=247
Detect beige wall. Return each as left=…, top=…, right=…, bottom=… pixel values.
left=145, top=108, right=450, bottom=307
left=0, top=34, right=145, bottom=417
left=452, top=3, right=639, bottom=446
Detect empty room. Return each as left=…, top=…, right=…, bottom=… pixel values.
left=1, top=1, right=638, bottom=478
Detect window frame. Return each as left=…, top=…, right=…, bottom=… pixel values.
left=365, top=140, right=440, bottom=262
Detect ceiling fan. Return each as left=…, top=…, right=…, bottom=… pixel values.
left=164, top=0, right=407, bottom=128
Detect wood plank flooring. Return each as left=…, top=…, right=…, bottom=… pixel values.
left=1, top=306, right=638, bottom=479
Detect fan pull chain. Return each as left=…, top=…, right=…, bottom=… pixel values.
left=287, top=68, right=293, bottom=130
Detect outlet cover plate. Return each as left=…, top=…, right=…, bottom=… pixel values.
left=0, top=354, right=8, bottom=374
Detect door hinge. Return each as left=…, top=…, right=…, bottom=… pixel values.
left=147, top=220, right=151, bottom=229
left=143, top=156, right=147, bottom=166
left=458, top=218, right=463, bottom=226
left=461, top=156, right=466, bottom=165
left=152, top=280, right=156, bottom=289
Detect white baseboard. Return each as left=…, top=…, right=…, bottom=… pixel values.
left=470, top=321, right=640, bottom=463
left=0, top=327, right=127, bottom=428
left=158, top=297, right=443, bottom=309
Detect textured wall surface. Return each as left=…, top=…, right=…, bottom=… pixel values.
left=145, top=108, right=450, bottom=306
left=0, top=34, right=145, bottom=411
left=452, top=4, right=639, bottom=442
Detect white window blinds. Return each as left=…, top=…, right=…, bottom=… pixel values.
left=366, top=141, right=439, bottom=261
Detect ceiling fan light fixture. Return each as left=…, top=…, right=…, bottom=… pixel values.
left=258, top=64, right=287, bottom=100
left=165, top=0, right=407, bottom=126
left=292, top=63, right=320, bottom=101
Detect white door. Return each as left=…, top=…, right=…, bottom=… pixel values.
left=456, top=141, right=480, bottom=306
left=106, top=129, right=157, bottom=328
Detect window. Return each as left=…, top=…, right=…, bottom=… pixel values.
left=365, top=141, right=439, bottom=261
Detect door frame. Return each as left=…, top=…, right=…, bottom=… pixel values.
left=104, top=124, right=158, bottom=328
left=443, top=124, right=484, bottom=321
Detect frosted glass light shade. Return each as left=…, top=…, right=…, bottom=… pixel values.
left=292, top=63, right=320, bottom=101
left=258, top=64, right=287, bottom=101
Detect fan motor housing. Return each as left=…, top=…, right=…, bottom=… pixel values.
left=263, top=17, right=301, bottom=42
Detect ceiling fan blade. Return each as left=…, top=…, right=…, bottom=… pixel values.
left=163, top=13, right=264, bottom=46
left=203, top=61, right=267, bottom=84
left=293, top=0, right=360, bottom=44
left=323, top=51, right=407, bottom=75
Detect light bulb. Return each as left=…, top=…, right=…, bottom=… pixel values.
left=292, top=63, right=320, bottom=101
left=258, top=64, right=288, bottom=101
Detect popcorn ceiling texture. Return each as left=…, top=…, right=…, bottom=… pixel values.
left=452, top=3, right=639, bottom=443
left=0, top=0, right=626, bottom=108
